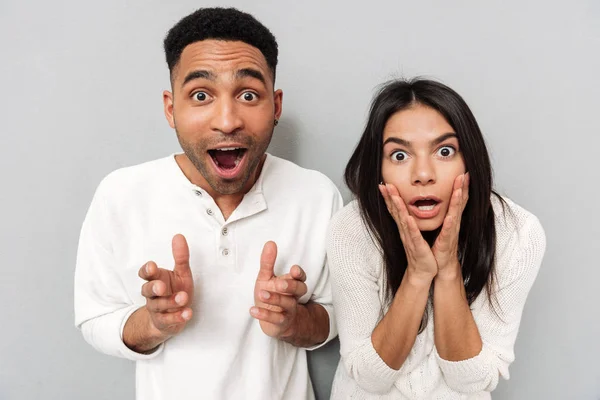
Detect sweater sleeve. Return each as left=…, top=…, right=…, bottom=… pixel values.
left=326, top=203, right=404, bottom=394
left=74, top=177, right=163, bottom=361
left=435, top=211, right=546, bottom=393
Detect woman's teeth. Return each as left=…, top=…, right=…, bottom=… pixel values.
left=417, top=204, right=436, bottom=211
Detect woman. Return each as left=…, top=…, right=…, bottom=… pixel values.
left=327, top=78, right=546, bottom=399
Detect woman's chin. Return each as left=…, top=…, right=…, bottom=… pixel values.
left=415, top=218, right=443, bottom=232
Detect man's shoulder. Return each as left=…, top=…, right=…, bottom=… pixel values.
left=265, top=154, right=340, bottom=196
left=95, top=155, right=175, bottom=200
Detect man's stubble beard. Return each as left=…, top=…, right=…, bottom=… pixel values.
left=175, top=127, right=274, bottom=196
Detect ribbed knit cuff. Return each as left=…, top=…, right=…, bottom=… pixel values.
left=435, top=346, right=495, bottom=391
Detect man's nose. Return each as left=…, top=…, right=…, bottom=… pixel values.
left=210, top=98, right=243, bottom=135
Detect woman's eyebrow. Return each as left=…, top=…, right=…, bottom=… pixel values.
left=382, top=132, right=457, bottom=148
left=383, top=137, right=411, bottom=148
left=431, top=132, right=458, bottom=146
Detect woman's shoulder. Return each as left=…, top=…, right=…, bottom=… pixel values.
left=327, top=200, right=382, bottom=265
left=328, top=200, right=371, bottom=242
left=491, top=194, right=546, bottom=271
left=329, top=199, right=362, bottom=229
left=492, top=195, right=545, bottom=238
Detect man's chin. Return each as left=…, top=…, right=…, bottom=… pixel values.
left=206, top=178, right=246, bottom=196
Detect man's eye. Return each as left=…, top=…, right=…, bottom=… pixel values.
left=437, top=146, right=456, bottom=158
left=241, top=92, right=257, bottom=101
left=391, top=151, right=407, bottom=161
left=193, top=92, right=208, bottom=101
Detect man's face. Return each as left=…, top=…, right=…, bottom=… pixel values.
left=164, top=39, right=282, bottom=195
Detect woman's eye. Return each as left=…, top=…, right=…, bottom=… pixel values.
left=241, top=92, right=257, bottom=101
left=193, top=92, right=208, bottom=101
left=437, top=146, right=456, bottom=158
left=391, top=151, right=408, bottom=162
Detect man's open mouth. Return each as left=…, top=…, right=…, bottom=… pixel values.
left=208, top=147, right=248, bottom=170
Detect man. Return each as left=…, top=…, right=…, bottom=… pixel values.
left=74, top=7, right=342, bottom=400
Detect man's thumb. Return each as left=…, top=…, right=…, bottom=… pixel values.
left=257, top=241, right=277, bottom=281
left=172, top=234, right=191, bottom=273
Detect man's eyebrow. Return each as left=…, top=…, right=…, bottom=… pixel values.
left=383, top=133, right=458, bottom=148
left=181, top=70, right=215, bottom=88
left=235, top=68, right=266, bottom=85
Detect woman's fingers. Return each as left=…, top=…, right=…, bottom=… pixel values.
left=381, top=183, right=414, bottom=250
left=462, top=172, right=470, bottom=207
left=379, top=184, right=409, bottom=245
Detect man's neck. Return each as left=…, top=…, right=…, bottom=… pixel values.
left=175, top=153, right=266, bottom=220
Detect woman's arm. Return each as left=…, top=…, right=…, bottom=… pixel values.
left=371, top=270, right=432, bottom=369
left=433, top=199, right=546, bottom=393
left=431, top=173, right=482, bottom=361
left=327, top=186, right=439, bottom=394
left=433, top=270, right=483, bottom=361
left=372, top=184, right=440, bottom=369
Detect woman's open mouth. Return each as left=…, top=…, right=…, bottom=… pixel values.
left=408, top=197, right=442, bottom=219
left=207, top=147, right=248, bottom=179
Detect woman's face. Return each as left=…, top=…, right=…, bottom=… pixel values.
left=381, top=104, right=466, bottom=231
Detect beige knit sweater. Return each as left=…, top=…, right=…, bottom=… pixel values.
left=326, top=196, right=546, bottom=399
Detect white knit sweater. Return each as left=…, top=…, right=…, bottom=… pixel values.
left=326, top=196, right=546, bottom=399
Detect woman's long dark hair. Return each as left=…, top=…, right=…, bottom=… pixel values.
left=345, top=78, right=501, bottom=327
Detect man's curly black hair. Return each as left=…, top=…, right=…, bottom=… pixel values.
left=164, top=7, right=278, bottom=83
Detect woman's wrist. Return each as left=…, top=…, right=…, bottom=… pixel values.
left=435, top=260, right=463, bottom=283
left=405, top=267, right=436, bottom=289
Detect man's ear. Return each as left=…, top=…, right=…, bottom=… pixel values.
left=273, top=89, right=283, bottom=122
left=163, top=90, right=175, bottom=129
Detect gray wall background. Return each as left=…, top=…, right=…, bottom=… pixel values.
left=1, top=0, right=598, bottom=399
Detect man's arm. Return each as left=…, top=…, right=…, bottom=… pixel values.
left=75, top=178, right=151, bottom=361
left=250, top=241, right=330, bottom=348
left=123, top=234, right=195, bottom=353
left=287, top=301, right=330, bottom=347
left=123, top=307, right=169, bottom=354
left=251, top=296, right=330, bottom=348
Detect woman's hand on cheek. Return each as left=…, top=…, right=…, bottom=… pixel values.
left=432, top=173, right=469, bottom=281
left=379, top=183, right=438, bottom=286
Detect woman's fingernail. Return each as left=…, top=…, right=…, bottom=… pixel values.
left=181, top=310, right=191, bottom=320
left=175, top=293, right=185, bottom=304
left=260, top=290, right=271, bottom=300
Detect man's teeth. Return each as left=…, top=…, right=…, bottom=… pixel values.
left=218, top=147, right=241, bottom=151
